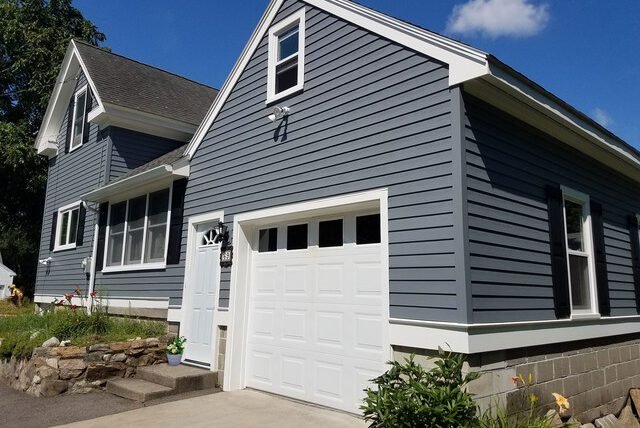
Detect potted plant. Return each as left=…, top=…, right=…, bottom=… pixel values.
left=166, top=336, right=186, bottom=366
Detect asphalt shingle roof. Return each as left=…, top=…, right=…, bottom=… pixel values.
left=74, top=41, right=218, bottom=126
left=107, top=144, right=187, bottom=185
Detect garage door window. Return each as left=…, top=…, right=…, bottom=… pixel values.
left=319, top=219, right=343, bottom=247
left=287, top=224, right=308, bottom=250
left=258, top=228, right=278, bottom=252
left=356, top=214, right=381, bottom=244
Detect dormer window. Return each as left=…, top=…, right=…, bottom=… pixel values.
left=267, top=9, right=305, bottom=103
left=70, top=85, right=88, bottom=151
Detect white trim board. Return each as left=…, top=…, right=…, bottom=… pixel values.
left=389, top=316, right=640, bottom=354
left=224, top=188, right=390, bottom=392
left=184, top=0, right=489, bottom=159
left=34, top=294, right=169, bottom=309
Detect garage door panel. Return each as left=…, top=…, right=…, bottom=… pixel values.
left=246, top=212, right=387, bottom=413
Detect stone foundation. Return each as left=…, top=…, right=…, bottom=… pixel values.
left=394, top=334, right=640, bottom=423
left=0, top=338, right=167, bottom=397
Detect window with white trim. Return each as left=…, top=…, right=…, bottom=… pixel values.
left=71, top=85, right=88, bottom=151
left=562, top=187, right=597, bottom=315
left=55, top=203, right=81, bottom=251
left=105, top=187, right=171, bottom=270
left=267, top=9, right=305, bottom=103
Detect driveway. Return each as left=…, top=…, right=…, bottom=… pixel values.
left=56, top=390, right=367, bottom=428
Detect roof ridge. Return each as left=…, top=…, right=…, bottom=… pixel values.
left=72, top=39, right=218, bottom=92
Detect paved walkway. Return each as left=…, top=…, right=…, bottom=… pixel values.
left=57, top=390, right=367, bottom=428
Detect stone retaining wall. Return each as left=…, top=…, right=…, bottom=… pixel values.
left=394, top=333, right=640, bottom=423
left=0, top=338, right=166, bottom=397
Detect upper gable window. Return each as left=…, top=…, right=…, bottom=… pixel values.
left=70, top=85, right=88, bottom=151
left=267, top=9, right=305, bottom=103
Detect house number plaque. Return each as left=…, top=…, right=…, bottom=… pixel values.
left=220, top=245, right=233, bottom=268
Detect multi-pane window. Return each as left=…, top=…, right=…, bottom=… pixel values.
left=56, top=204, right=80, bottom=250
left=267, top=10, right=305, bottom=102
left=562, top=188, right=596, bottom=314
left=105, top=188, right=170, bottom=270
left=71, top=86, right=88, bottom=151
left=258, top=228, right=278, bottom=253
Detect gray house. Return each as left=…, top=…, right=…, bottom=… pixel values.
left=35, top=0, right=640, bottom=421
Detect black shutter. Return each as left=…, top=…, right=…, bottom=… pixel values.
left=628, top=215, right=640, bottom=313
left=82, top=89, right=92, bottom=145
left=167, top=179, right=187, bottom=265
left=95, top=202, right=109, bottom=272
left=65, top=97, right=74, bottom=153
left=591, top=201, right=610, bottom=316
left=76, top=203, right=86, bottom=247
left=49, top=211, right=58, bottom=251
left=546, top=185, right=571, bottom=319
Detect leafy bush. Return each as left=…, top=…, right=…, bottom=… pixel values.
left=362, top=349, right=480, bottom=428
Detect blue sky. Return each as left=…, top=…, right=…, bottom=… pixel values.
left=74, top=0, right=640, bottom=147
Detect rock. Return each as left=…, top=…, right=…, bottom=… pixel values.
left=110, top=353, right=127, bottom=363
left=545, top=409, right=564, bottom=428
left=60, top=340, right=71, bottom=347
left=58, top=359, right=86, bottom=371
left=70, top=380, right=101, bottom=394
left=125, top=347, right=145, bottom=357
left=59, top=369, right=84, bottom=380
left=85, top=352, right=105, bottom=363
left=630, top=389, right=640, bottom=415
left=109, top=342, right=130, bottom=352
left=32, top=375, right=41, bottom=384
left=618, top=404, right=640, bottom=428
left=84, top=364, right=124, bottom=382
left=583, top=424, right=596, bottom=428
left=129, top=339, right=145, bottom=349
left=102, top=354, right=111, bottom=362
left=144, top=338, right=160, bottom=347
left=36, top=365, right=58, bottom=380
left=45, top=358, right=58, bottom=369
left=51, top=346, right=87, bottom=359
left=595, top=414, right=623, bottom=428
left=42, top=337, right=60, bottom=348
left=566, top=417, right=581, bottom=427
left=38, top=379, right=68, bottom=397
left=88, top=344, right=109, bottom=352
left=125, top=367, right=135, bottom=378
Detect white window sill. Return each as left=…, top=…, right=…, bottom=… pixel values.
left=570, top=313, right=601, bottom=321
left=53, top=244, right=77, bottom=252
left=102, top=262, right=166, bottom=273
left=68, top=143, right=83, bottom=153
left=266, top=84, right=303, bottom=105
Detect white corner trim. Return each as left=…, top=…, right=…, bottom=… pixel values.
left=266, top=8, right=306, bottom=104
left=167, top=306, right=182, bottom=322
left=184, top=0, right=489, bottom=160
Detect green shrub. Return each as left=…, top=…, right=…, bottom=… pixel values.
left=361, top=349, right=480, bottom=428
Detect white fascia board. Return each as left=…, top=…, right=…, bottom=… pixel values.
left=81, top=164, right=186, bottom=202
left=184, top=0, right=489, bottom=160
left=476, top=59, right=640, bottom=181
left=91, top=102, right=197, bottom=142
left=35, top=41, right=105, bottom=158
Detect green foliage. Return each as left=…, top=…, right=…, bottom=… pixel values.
left=0, top=309, right=165, bottom=359
left=361, top=349, right=480, bottom=428
left=0, top=0, right=106, bottom=295
left=0, top=298, right=35, bottom=315
left=478, top=406, right=552, bottom=428
left=166, top=336, right=186, bottom=355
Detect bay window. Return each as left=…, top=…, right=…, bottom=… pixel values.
left=105, top=188, right=171, bottom=271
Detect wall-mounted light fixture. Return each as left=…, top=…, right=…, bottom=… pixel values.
left=268, top=106, right=290, bottom=122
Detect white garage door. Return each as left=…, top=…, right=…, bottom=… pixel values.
left=245, top=211, right=388, bottom=413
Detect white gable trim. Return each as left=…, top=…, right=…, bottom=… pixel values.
left=35, top=40, right=105, bottom=157
left=184, top=0, right=490, bottom=159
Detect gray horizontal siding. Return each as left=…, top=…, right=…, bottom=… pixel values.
left=108, top=128, right=183, bottom=181
left=35, top=72, right=105, bottom=298
left=463, top=93, right=640, bottom=323
left=184, top=0, right=463, bottom=322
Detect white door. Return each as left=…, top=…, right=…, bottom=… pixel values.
left=183, top=225, right=220, bottom=366
left=245, top=211, right=388, bottom=413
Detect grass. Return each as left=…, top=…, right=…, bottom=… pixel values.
left=0, top=299, right=36, bottom=316
left=0, top=308, right=167, bottom=360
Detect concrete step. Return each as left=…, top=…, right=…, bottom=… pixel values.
left=106, top=378, right=173, bottom=402
left=136, top=364, right=217, bottom=393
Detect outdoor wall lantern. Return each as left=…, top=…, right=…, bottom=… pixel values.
left=215, top=221, right=233, bottom=268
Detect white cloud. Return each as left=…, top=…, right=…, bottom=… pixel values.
left=592, top=108, right=613, bottom=127
left=446, top=0, right=550, bottom=38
